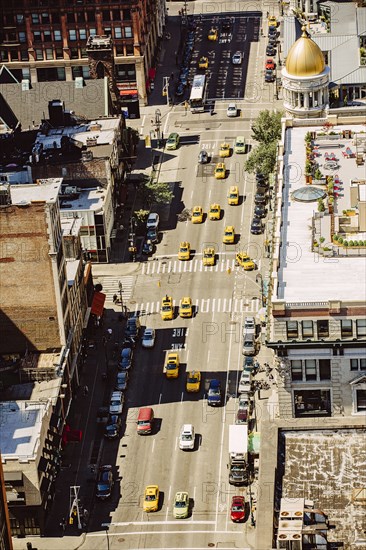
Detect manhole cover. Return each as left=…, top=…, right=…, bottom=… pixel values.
left=130, top=301, right=136, bottom=304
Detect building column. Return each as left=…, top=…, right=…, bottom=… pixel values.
left=135, top=57, right=147, bottom=105
left=304, top=92, right=309, bottom=109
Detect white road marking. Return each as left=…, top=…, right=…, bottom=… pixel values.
left=104, top=521, right=216, bottom=527
left=152, top=439, right=155, bottom=454
left=159, top=393, right=162, bottom=405
left=181, top=392, right=184, bottom=403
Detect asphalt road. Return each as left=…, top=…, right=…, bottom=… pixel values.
left=90, top=106, right=270, bottom=550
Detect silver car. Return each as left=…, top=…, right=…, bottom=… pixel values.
left=142, top=328, right=155, bottom=348
left=232, top=51, right=243, bottom=65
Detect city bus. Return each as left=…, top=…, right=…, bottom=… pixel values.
left=189, top=74, right=206, bottom=113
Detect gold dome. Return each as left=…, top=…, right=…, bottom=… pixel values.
left=286, top=27, right=325, bottom=77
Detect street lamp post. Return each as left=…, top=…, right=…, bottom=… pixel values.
left=105, top=525, right=110, bottom=550
left=155, top=109, right=161, bottom=146
left=163, top=76, right=170, bottom=106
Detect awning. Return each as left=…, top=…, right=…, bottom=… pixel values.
left=91, top=291, right=106, bottom=317
left=120, top=89, right=138, bottom=96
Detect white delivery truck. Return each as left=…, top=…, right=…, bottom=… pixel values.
left=228, top=424, right=249, bottom=485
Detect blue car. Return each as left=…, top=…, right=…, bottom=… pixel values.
left=207, top=379, right=222, bottom=406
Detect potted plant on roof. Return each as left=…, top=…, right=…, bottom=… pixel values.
left=314, top=168, right=324, bottom=184
left=305, top=160, right=313, bottom=184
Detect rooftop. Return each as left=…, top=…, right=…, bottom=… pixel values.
left=9, top=178, right=62, bottom=204
left=276, top=124, right=366, bottom=304
left=66, top=259, right=81, bottom=286
left=279, top=429, right=366, bottom=549
left=60, top=186, right=106, bottom=212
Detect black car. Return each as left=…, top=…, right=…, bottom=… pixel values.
left=142, top=239, right=154, bottom=255
left=207, top=379, right=222, bottom=406
left=119, top=347, right=133, bottom=370
left=254, top=205, right=267, bottom=218
left=254, top=193, right=267, bottom=205
left=266, top=46, right=276, bottom=56
left=115, top=371, right=129, bottom=391
left=125, top=316, right=140, bottom=339
left=146, top=228, right=158, bottom=243
left=268, top=35, right=277, bottom=45
left=251, top=218, right=264, bottom=235
left=265, top=69, right=275, bottom=83
left=104, top=415, right=122, bottom=439
left=96, top=465, right=114, bottom=499
left=268, top=25, right=277, bottom=36
left=256, top=172, right=267, bottom=182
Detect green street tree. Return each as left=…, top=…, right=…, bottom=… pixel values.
left=138, top=178, right=173, bottom=209
left=244, top=141, right=277, bottom=177
left=250, top=110, right=282, bottom=145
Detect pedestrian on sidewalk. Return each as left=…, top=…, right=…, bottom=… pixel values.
left=83, top=385, right=89, bottom=396
left=107, top=327, right=113, bottom=340
left=60, top=517, right=66, bottom=534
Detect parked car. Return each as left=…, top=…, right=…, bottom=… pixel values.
left=179, top=424, right=195, bottom=450
left=254, top=205, right=267, bottom=218
left=266, top=58, right=276, bottom=70
left=125, top=316, right=140, bottom=339
left=265, top=69, right=275, bottom=83
left=96, top=465, right=114, bottom=499
left=142, top=328, right=156, bottom=348
left=146, top=228, right=158, bottom=244
left=118, top=348, right=132, bottom=371
left=146, top=212, right=159, bottom=230
left=175, top=83, right=185, bottom=97
left=250, top=218, right=264, bottom=235
left=142, top=239, right=154, bottom=255
left=166, top=132, right=180, bottom=150
left=243, top=316, right=256, bottom=336
left=266, top=46, right=276, bottom=56
left=254, top=193, right=267, bottom=205
left=115, top=371, right=128, bottom=391
left=109, top=391, right=124, bottom=415
left=236, top=406, right=249, bottom=425
left=104, top=414, right=122, bottom=439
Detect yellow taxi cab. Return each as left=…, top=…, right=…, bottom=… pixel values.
left=160, top=295, right=173, bottom=320
left=227, top=186, right=239, bottom=205
left=186, top=370, right=201, bottom=392
left=223, top=225, right=235, bottom=244
left=198, top=56, right=209, bottom=69
left=208, top=203, right=221, bottom=220
left=164, top=352, right=180, bottom=378
left=214, top=162, right=226, bottom=179
left=143, top=485, right=159, bottom=512
left=178, top=241, right=190, bottom=261
left=191, top=206, right=203, bottom=224
left=179, top=296, right=193, bottom=318
left=268, top=15, right=278, bottom=27
left=208, top=28, right=218, bottom=41
left=219, top=143, right=231, bottom=158
left=203, top=247, right=215, bottom=266
left=235, top=252, right=255, bottom=270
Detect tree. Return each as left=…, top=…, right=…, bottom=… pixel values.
left=138, top=178, right=173, bottom=209
left=244, top=141, right=277, bottom=176
left=250, top=110, right=282, bottom=145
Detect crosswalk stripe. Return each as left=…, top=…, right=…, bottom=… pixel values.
left=142, top=258, right=243, bottom=275
left=130, top=297, right=261, bottom=315
left=95, top=275, right=135, bottom=303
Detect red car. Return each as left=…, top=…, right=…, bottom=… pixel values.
left=266, top=58, right=276, bottom=70
left=230, top=495, right=245, bottom=522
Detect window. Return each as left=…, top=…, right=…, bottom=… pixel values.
left=89, top=28, right=96, bottom=36
left=21, top=50, right=29, bottom=61
left=286, top=321, right=298, bottom=339
left=102, top=10, right=111, bottom=21
left=113, top=9, right=120, bottom=21
left=44, top=31, right=52, bottom=42
left=319, top=359, right=331, bottom=380
left=81, top=47, right=88, bottom=58
left=124, top=26, right=133, bottom=38
left=67, top=13, right=75, bottom=23
left=19, top=32, right=26, bottom=43
left=87, top=11, right=95, bottom=22
left=114, top=27, right=122, bottom=39
left=10, top=50, right=19, bottom=61
left=54, top=30, right=62, bottom=41
left=69, top=30, right=77, bottom=41
left=350, top=359, right=366, bottom=371
left=302, top=320, right=314, bottom=338
left=341, top=319, right=353, bottom=338
left=305, top=359, right=317, bottom=381
left=45, top=48, right=53, bottom=60
left=79, top=28, right=87, bottom=40
left=0, top=50, right=8, bottom=61
left=16, top=14, right=24, bottom=24
left=356, top=390, right=366, bottom=413
left=356, top=319, right=366, bottom=337
left=123, top=9, right=131, bottom=20
left=56, top=48, right=64, bottom=59
left=35, top=49, right=43, bottom=60
left=76, top=12, right=85, bottom=23
left=126, top=44, right=134, bottom=56
left=52, top=13, right=60, bottom=24
left=104, top=27, right=112, bottom=36
left=32, top=13, right=40, bottom=24
left=34, top=31, right=42, bottom=42
left=291, top=360, right=302, bottom=381
left=41, top=13, right=50, bottom=24
left=70, top=48, right=79, bottom=59
left=57, top=67, right=66, bottom=80
left=317, top=320, right=329, bottom=338
left=115, top=44, right=124, bottom=55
